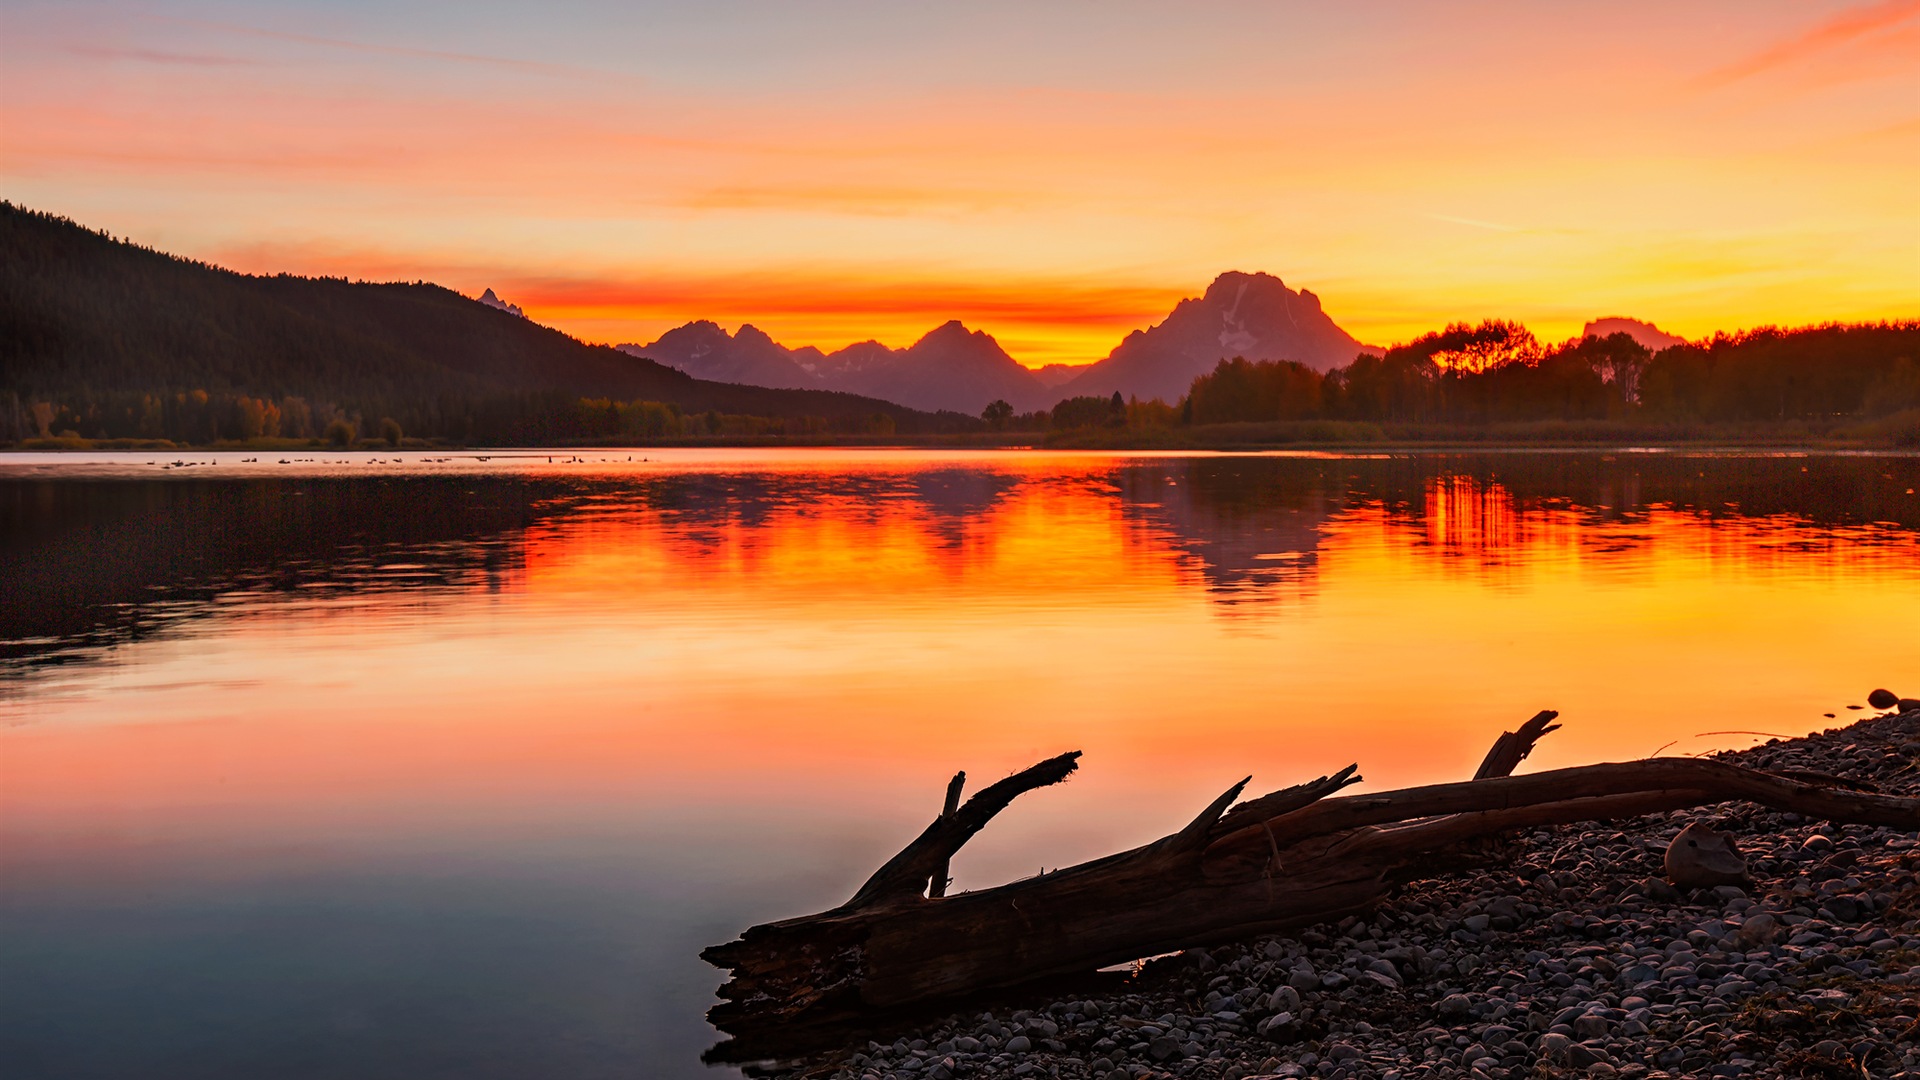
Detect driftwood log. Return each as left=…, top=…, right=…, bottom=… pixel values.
left=703, top=711, right=1920, bottom=1059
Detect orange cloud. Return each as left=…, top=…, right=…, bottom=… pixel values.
left=503, top=272, right=1185, bottom=366
left=1698, top=0, right=1920, bottom=87
left=202, top=237, right=1190, bottom=364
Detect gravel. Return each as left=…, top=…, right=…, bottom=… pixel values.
left=758, top=703, right=1920, bottom=1080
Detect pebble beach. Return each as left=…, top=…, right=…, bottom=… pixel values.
left=766, top=702, right=1920, bottom=1080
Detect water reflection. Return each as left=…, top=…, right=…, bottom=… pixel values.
left=3, top=449, right=1920, bottom=1080
left=10, top=453, right=1916, bottom=677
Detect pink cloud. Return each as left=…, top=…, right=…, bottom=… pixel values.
left=1698, top=0, right=1920, bottom=87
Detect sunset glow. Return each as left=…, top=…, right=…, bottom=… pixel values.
left=4, top=2, right=1915, bottom=364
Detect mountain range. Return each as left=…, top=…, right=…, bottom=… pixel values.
left=5, top=200, right=1705, bottom=439
left=620, top=271, right=1377, bottom=415
left=625, top=319, right=1053, bottom=415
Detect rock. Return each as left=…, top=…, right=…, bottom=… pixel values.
left=1868, top=688, right=1899, bottom=709
left=1257, top=1011, right=1296, bottom=1039
left=1004, top=1034, right=1032, bottom=1053
left=1437, top=993, right=1473, bottom=1019
left=1538, top=1032, right=1574, bottom=1063
left=1665, top=822, right=1750, bottom=888
left=1568, top=1042, right=1610, bottom=1067
left=1265, top=985, right=1301, bottom=1013
left=1732, top=912, right=1779, bottom=948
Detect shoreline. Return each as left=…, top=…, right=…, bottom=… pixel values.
left=755, top=704, right=1920, bottom=1080
left=4, top=436, right=1919, bottom=456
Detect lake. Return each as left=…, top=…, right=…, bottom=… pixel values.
left=4, top=448, right=1919, bottom=1079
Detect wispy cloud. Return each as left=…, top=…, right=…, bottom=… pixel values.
left=1697, top=0, right=1920, bottom=88
left=203, top=241, right=1183, bottom=330
left=67, top=44, right=254, bottom=67
left=679, top=183, right=1039, bottom=217
left=490, top=273, right=1183, bottom=329
left=1426, top=213, right=1521, bottom=233
left=152, top=15, right=605, bottom=79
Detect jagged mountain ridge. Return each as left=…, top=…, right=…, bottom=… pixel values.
left=617, top=276, right=1720, bottom=416
left=624, top=319, right=1056, bottom=414
left=1058, top=271, right=1374, bottom=403
left=623, top=271, right=1377, bottom=414
left=477, top=288, right=525, bottom=318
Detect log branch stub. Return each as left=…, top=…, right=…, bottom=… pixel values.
left=1473, top=709, right=1562, bottom=780
left=1213, top=764, right=1362, bottom=837
left=926, top=771, right=967, bottom=899
left=1166, top=776, right=1252, bottom=854
left=846, top=751, right=1080, bottom=909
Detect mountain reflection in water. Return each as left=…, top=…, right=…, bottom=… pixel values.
left=3, top=449, right=1919, bottom=1080
left=8, top=452, right=1917, bottom=672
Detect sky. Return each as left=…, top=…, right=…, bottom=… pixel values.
left=2, top=1, right=1916, bottom=367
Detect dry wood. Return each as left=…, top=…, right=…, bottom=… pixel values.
left=1472, top=709, right=1561, bottom=780
left=703, top=714, right=1920, bottom=1060
left=925, top=771, right=967, bottom=899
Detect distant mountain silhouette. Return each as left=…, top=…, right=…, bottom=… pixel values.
left=0, top=202, right=953, bottom=440
left=1060, top=272, right=1373, bottom=403
left=639, top=321, right=819, bottom=389
left=1583, top=317, right=1685, bottom=352
left=1030, top=363, right=1084, bottom=389
left=852, top=321, right=1049, bottom=413
left=476, top=288, right=524, bottom=318
left=620, top=271, right=1372, bottom=412
left=621, top=320, right=1053, bottom=413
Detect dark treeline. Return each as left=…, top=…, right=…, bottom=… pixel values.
left=0, top=203, right=970, bottom=444
left=1168, top=320, right=1920, bottom=428
left=998, top=320, right=1919, bottom=443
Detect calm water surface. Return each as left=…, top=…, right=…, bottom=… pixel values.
left=4, top=448, right=1920, bottom=1079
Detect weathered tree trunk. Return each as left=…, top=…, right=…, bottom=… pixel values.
left=703, top=711, right=1920, bottom=1059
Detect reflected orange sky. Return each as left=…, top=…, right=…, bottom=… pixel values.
left=7, top=452, right=1920, bottom=895
left=2, top=3, right=1914, bottom=362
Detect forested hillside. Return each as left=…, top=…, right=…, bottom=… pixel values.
left=0, top=203, right=962, bottom=444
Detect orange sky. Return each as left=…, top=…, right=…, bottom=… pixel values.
left=2, top=2, right=1915, bottom=366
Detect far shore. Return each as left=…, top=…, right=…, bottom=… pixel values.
left=6, top=419, right=1920, bottom=456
